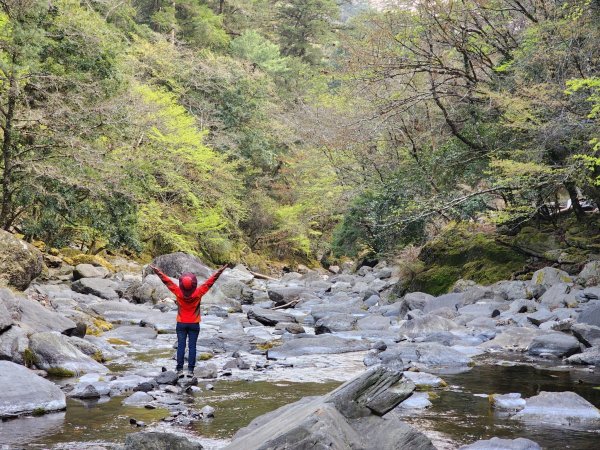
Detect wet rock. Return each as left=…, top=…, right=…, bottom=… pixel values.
left=29, top=331, right=108, bottom=374
left=402, top=371, right=446, bottom=388
left=566, top=346, right=600, bottom=365
left=72, top=278, right=120, bottom=300
left=0, top=231, right=44, bottom=290
left=571, top=323, right=600, bottom=346
left=124, top=431, right=203, bottom=450
left=399, top=392, right=432, bottom=409
left=527, top=332, right=581, bottom=357
left=73, top=264, right=109, bottom=280
left=513, top=391, right=600, bottom=425
left=155, top=370, right=179, bottom=385
left=398, top=314, right=461, bottom=338
left=490, top=393, right=526, bottom=411
left=200, top=405, right=215, bottom=418
left=69, top=381, right=111, bottom=399
left=0, top=361, right=66, bottom=418
left=459, top=437, right=541, bottom=450
left=531, top=267, right=572, bottom=289
left=267, top=335, right=369, bottom=359
left=123, top=391, right=154, bottom=407
left=227, top=367, right=433, bottom=450
left=315, top=313, right=357, bottom=334
left=247, top=307, right=296, bottom=326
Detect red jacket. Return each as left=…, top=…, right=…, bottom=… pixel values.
left=154, top=267, right=223, bottom=323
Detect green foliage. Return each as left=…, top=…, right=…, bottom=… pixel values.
left=231, top=31, right=290, bottom=76
left=46, top=367, right=76, bottom=377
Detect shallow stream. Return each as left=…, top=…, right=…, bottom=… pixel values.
left=1, top=362, right=599, bottom=449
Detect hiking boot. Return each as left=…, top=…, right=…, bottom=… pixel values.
left=177, top=370, right=184, bottom=378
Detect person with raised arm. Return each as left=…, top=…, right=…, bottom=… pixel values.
left=150, top=263, right=227, bottom=377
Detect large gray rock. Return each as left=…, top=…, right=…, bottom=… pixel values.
left=73, top=264, right=109, bottom=280
left=267, top=335, right=369, bottom=359
left=0, top=299, right=12, bottom=333
left=247, top=307, right=296, bottom=326
left=71, top=278, right=120, bottom=300
left=125, top=431, right=203, bottom=450
left=0, top=289, right=76, bottom=334
left=146, top=252, right=212, bottom=280
left=531, top=267, right=572, bottom=289
left=578, top=261, right=600, bottom=287
left=69, top=381, right=111, bottom=399
left=423, top=293, right=464, bottom=313
left=89, top=300, right=177, bottom=333
left=103, top=325, right=158, bottom=343
left=459, top=437, right=541, bottom=450
left=226, top=367, right=434, bottom=450
left=398, top=314, right=461, bottom=338
left=0, top=230, right=44, bottom=290
left=124, top=274, right=173, bottom=304
left=0, top=325, right=28, bottom=363
left=356, top=315, right=390, bottom=331
left=315, top=313, right=357, bottom=334
left=29, top=331, right=108, bottom=374
left=513, top=391, right=600, bottom=425
left=479, top=328, right=541, bottom=352
left=526, top=332, right=581, bottom=357
left=578, top=303, right=600, bottom=328
left=0, top=361, right=66, bottom=418
left=566, top=346, right=600, bottom=365
left=571, top=323, right=600, bottom=346
left=539, top=283, right=577, bottom=310
left=267, top=285, right=304, bottom=307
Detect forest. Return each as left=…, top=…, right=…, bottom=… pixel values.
left=0, top=0, right=598, bottom=272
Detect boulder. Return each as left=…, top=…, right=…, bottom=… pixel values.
left=479, top=328, right=541, bottom=352
left=267, top=286, right=304, bottom=307
left=0, top=230, right=44, bottom=290
left=571, top=323, right=600, bottom=346
left=155, top=370, right=179, bottom=385
left=356, top=315, right=390, bottom=331
left=398, top=392, right=432, bottom=409
left=73, top=264, right=109, bottom=280
left=539, top=283, right=577, bottom=310
left=29, top=331, right=108, bottom=374
left=577, top=303, right=600, bottom=328
left=578, top=261, right=600, bottom=287
left=267, top=335, right=369, bottom=359
left=69, top=381, right=111, bottom=399
left=124, top=431, right=203, bottom=450
left=226, top=367, right=434, bottom=450
left=526, top=332, right=581, bottom=357
left=123, top=391, right=154, bottom=407
left=402, top=371, right=446, bottom=388
left=0, top=325, right=28, bottom=363
left=103, top=325, right=158, bottom=343
left=0, top=361, right=66, bottom=418
left=398, top=314, right=461, bottom=338
left=459, top=437, right=541, bottom=450
left=247, top=307, right=296, bottom=326
left=566, top=346, right=600, bottom=365
left=124, top=274, right=173, bottom=304
left=71, top=278, right=120, bottom=300
left=146, top=252, right=212, bottom=280
left=0, top=299, right=12, bottom=333
left=526, top=309, right=557, bottom=326
left=423, top=293, right=464, bottom=313
left=531, top=267, right=572, bottom=289
left=0, top=289, right=76, bottom=334
left=315, top=313, right=357, bottom=334
left=512, top=391, right=600, bottom=425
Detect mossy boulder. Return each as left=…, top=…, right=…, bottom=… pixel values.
left=404, top=223, right=527, bottom=295
left=0, top=230, right=44, bottom=290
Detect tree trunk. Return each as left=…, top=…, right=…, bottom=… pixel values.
left=564, top=182, right=585, bottom=220
left=1, top=71, right=18, bottom=230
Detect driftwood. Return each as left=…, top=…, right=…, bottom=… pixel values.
left=271, top=299, right=300, bottom=310
left=248, top=270, right=279, bottom=281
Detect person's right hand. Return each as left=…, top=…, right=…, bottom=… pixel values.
left=149, top=264, right=158, bottom=272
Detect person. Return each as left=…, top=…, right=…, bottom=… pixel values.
left=150, top=263, right=227, bottom=377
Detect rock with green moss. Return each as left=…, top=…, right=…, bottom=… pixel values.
left=29, top=331, right=108, bottom=374
left=402, top=223, right=527, bottom=295
left=531, top=267, right=573, bottom=290
left=0, top=230, right=44, bottom=290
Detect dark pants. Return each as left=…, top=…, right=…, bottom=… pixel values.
left=176, top=322, right=200, bottom=372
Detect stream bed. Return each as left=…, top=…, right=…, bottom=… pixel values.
left=2, top=362, right=599, bottom=449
